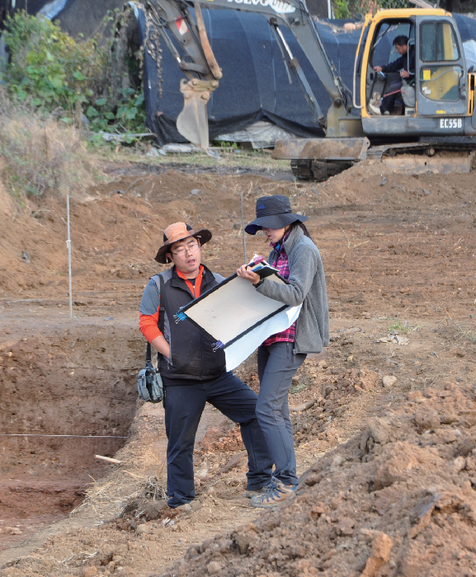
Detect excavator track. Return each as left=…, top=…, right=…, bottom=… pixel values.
left=291, top=159, right=355, bottom=181
left=290, top=137, right=476, bottom=181
left=367, top=137, right=476, bottom=159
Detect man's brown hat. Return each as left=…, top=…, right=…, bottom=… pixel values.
left=154, top=222, right=212, bottom=264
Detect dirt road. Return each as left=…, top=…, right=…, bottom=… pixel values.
left=0, top=156, right=475, bottom=576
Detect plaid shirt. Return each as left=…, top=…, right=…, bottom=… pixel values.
left=262, top=232, right=296, bottom=347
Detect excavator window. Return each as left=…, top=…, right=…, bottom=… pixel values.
left=420, top=21, right=459, bottom=62
left=371, top=21, right=411, bottom=70
left=420, top=21, right=461, bottom=102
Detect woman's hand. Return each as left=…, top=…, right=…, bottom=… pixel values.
left=237, top=264, right=261, bottom=285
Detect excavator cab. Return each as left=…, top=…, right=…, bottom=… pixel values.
left=359, top=9, right=470, bottom=136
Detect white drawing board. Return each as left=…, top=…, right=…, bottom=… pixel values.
left=180, top=272, right=302, bottom=371
left=223, top=305, right=301, bottom=371
left=183, top=274, right=288, bottom=346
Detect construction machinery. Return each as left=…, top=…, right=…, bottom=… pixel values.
left=144, top=0, right=476, bottom=180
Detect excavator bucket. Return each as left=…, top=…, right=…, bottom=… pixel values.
left=176, top=78, right=218, bottom=149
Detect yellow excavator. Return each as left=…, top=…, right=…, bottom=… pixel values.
left=144, top=0, right=476, bottom=180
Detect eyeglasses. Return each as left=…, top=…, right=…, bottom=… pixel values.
left=171, top=239, right=200, bottom=257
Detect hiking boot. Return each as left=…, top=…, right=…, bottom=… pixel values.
left=246, top=480, right=274, bottom=499
left=250, top=479, right=297, bottom=508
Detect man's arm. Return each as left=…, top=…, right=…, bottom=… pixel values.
left=376, top=54, right=405, bottom=74
left=139, top=278, right=170, bottom=359
left=150, top=334, right=170, bottom=359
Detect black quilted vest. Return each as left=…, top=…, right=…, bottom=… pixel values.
left=156, top=266, right=226, bottom=381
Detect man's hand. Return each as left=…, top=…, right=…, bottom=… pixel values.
left=237, top=264, right=261, bottom=285
left=400, top=70, right=410, bottom=78
left=374, top=66, right=382, bottom=72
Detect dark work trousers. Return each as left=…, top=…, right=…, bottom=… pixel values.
left=380, top=79, right=403, bottom=114
left=163, top=371, right=273, bottom=508
left=256, top=342, right=307, bottom=486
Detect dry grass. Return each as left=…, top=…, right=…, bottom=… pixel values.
left=71, top=466, right=167, bottom=521
left=0, top=159, right=15, bottom=214
left=0, top=92, right=290, bottom=213
left=97, top=141, right=291, bottom=173
left=70, top=440, right=168, bottom=522
left=0, top=94, right=106, bottom=203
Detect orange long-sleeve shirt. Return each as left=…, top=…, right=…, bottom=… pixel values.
left=139, top=266, right=204, bottom=343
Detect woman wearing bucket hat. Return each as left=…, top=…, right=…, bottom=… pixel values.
left=237, top=195, right=330, bottom=508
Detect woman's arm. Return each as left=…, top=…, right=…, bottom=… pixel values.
left=256, top=242, right=320, bottom=306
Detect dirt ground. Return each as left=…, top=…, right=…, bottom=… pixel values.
left=0, top=153, right=475, bottom=577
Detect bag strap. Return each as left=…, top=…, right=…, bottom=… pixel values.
left=146, top=342, right=153, bottom=366
left=157, top=274, right=165, bottom=335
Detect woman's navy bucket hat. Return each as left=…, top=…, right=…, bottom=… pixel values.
left=245, top=195, right=308, bottom=235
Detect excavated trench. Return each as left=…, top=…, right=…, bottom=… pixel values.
left=0, top=313, right=142, bottom=551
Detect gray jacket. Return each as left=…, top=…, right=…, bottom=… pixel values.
left=256, top=226, right=330, bottom=354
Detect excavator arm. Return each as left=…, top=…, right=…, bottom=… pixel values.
left=144, top=0, right=222, bottom=147
left=144, top=0, right=354, bottom=146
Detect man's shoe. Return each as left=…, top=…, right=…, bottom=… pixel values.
left=246, top=480, right=273, bottom=499
left=368, top=102, right=381, bottom=115
left=250, top=479, right=297, bottom=508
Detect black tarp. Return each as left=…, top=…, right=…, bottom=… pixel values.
left=136, top=8, right=476, bottom=145
left=137, top=8, right=363, bottom=144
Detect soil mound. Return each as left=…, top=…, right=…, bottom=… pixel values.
left=161, top=382, right=476, bottom=577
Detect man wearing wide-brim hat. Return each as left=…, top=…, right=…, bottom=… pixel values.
left=139, top=222, right=273, bottom=509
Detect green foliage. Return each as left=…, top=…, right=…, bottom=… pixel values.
left=378, top=0, right=414, bottom=8
left=2, top=12, right=105, bottom=110
left=334, top=0, right=351, bottom=19
left=333, top=0, right=412, bottom=19
left=85, top=88, right=146, bottom=136
left=388, top=320, right=421, bottom=333
left=212, top=140, right=239, bottom=151
left=1, top=9, right=147, bottom=138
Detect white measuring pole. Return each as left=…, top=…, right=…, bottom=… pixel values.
left=66, top=195, right=73, bottom=318
left=240, top=191, right=247, bottom=264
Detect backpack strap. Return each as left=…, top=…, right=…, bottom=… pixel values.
left=148, top=273, right=165, bottom=364
left=145, top=342, right=153, bottom=367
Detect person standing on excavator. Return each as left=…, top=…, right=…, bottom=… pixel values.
left=371, top=35, right=415, bottom=115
